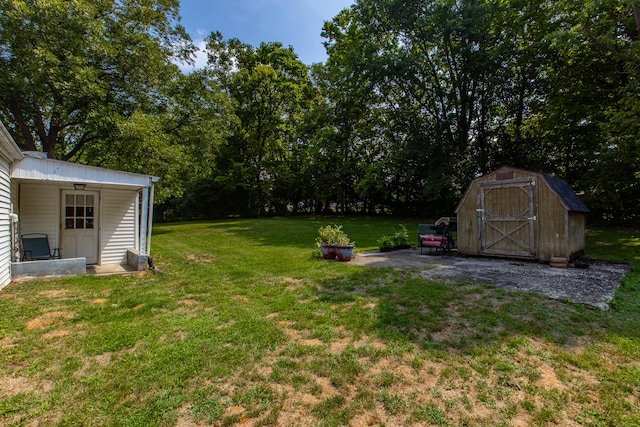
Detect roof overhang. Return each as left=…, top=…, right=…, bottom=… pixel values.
left=11, top=155, right=159, bottom=191
left=0, top=122, right=24, bottom=163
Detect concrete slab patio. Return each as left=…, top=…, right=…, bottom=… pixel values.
left=351, top=249, right=629, bottom=310
left=86, top=264, right=138, bottom=276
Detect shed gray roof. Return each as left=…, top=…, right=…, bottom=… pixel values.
left=543, top=174, right=590, bottom=213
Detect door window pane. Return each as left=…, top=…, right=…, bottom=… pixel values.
left=65, top=192, right=95, bottom=230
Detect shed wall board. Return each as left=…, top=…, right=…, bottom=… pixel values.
left=456, top=184, right=480, bottom=254
left=568, top=213, right=586, bottom=258
left=0, top=157, right=11, bottom=288
left=100, top=189, right=137, bottom=265
left=17, top=183, right=60, bottom=252
left=536, top=180, right=566, bottom=260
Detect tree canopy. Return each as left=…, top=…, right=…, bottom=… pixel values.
left=316, top=0, right=640, bottom=220
left=1, top=0, right=639, bottom=222
left=0, top=0, right=195, bottom=160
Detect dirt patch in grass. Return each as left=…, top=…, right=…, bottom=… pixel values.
left=172, top=316, right=618, bottom=427
left=223, top=405, right=245, bottom=417
left=42, top=329, right=73, bottom=339
left=281, top=277, right=305, bottom=291
left=536, top=363, right=567, bottom=390
left=0, top=337, right=17, bottom=349
left=178, top=299, right=203, bottom=306
left=38, top=289, right=69, bottom=299
left=25, top=310, right=75, bottom=330
left=329, top=337, right=352, bottom=354
left=0, top=375, right=53, bottom=397
left=186, top=254, right=216, bottom=263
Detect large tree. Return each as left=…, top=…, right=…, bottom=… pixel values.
left=321, top=0, right=522, bottom=213
left=0, top=0, right=193, bottom=160
left=80, top=69, right=234, bottom=203
left=319, top=0, right=640, bottom=221
left=559, top=0, right=640, bottom=221
left=204, top=34, right=316, bottom=216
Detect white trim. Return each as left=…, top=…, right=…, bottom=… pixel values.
left=145, top=185, right=155, bottom=256
left=134, top=192, right=140, bottom=252
left=0, top=122, right=23, bottom=163
left=141, top=188, right=149, bottom=255
left=12, top=156, right=158, bottom=189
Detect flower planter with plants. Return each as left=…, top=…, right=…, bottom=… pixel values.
left=316, top=224, right=356, bottom=261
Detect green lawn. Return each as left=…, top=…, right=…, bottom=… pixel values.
left=1, top=218, right=639, bottom=426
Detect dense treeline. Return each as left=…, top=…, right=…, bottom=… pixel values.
left=1, top=0, right=639, bottom=222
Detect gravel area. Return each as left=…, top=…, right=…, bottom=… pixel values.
left=350, top=249, right=629, bottom=310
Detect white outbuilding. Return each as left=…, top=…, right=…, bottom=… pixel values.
left=0, top=120, right=158, bottom=283
left=0, top=122, right=25, bottom=288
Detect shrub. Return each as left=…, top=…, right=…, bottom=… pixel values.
left=378, top=224, right=410, bottom=250
left=392, top=224, right=409, bottom=246
left=316, top=225, right=353, bottom=246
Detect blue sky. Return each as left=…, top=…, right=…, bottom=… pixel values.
left=178, top=0, right=355, bottom=70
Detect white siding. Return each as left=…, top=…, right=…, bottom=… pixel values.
left=0, top=158, right=11, bottom=288
left=100, top=189, right=137, bottom=265
left=18, top=184, right=60, bottom=250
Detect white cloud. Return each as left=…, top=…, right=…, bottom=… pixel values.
left=176, top=39, right=208, bottom=74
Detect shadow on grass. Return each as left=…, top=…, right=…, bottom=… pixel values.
left=314, top=263, right=640, bottom=354
left=151, top=219, right=640, bottom=353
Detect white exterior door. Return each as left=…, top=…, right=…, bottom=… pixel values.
left=61, top=191, right=99, bottom=264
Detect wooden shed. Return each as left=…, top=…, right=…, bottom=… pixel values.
left=455, top=166, right=589, bottom=262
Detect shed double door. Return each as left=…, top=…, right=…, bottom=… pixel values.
left=478, top=178, right=537, bottom=258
